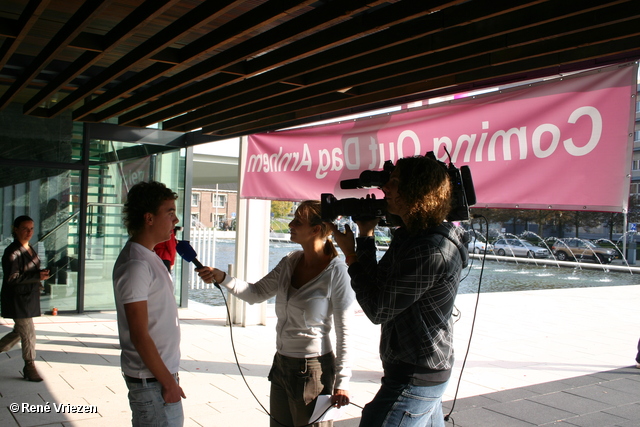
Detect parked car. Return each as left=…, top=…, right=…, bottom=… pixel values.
left=493, top=238, right=550, bottom=258
left=468, top=238, right=493, bottom=254
left=374, top=229, right=391, bottom=246
left=551, top=238, right=615, bottom=264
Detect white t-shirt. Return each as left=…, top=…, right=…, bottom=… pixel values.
left=113, top=241, right=181, bottom=378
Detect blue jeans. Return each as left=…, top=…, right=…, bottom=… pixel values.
left=359, top=376, right=449, bottom=427
left=124, top=376, right=184, bottom=427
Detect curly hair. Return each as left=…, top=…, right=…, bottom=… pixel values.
left=394, top=156, right=452, bottom=232
left=295, top=200, right=338, bottom=258
left=123, top=181, right=178, bottom=236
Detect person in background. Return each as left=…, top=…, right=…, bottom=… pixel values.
left=154, top=226, right=180, bottom=272
left=197, top=200, right=356, bottom=427
left=0, top=215, right=50, bottom=382
left=329, top=155, right=469, bottom=427
left=113, top=181, right=185, bottom=427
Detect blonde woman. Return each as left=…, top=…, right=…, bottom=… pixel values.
left=197, top=200, right=355, bottom=427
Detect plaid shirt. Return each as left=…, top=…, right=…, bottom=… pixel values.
left=349, top=223, right=468, bottom=371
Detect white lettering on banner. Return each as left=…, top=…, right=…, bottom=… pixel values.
left=295, top=143, right=313, bottom=171
left=397, top=130, right=421, bottom=159
left=125, top=170, right=145, bottom=187
left=367, top=138, right=378, bottom=169
left=488, top=127, right=527, bottom=161
left=448, top=107, right=601, bottom=163
left=532, top=124, right=560, bottom=158
left=452, top=133, right=477, bottom=163
left=247, top=153, right=263, bottom=172
left=247, top=144, right=314, bottom=173
left=246, top=105, right=604, bottom=177
left=367, top=138, right=396, bottom=169
left=563, top=106, right=602, bottom=156
left=367, top=141, right=396, bottom=169
left=433, top=136, right=452, bottom=162
left=344, top=137, right=361, bottom=170
left=279, top=151, right=294, bottom=171
left=316, top=147, right=346, bottom=179
left=332, top=148, right=344, bottom=171
left=474, top=121, right=490, bottom=162
left=317, top=148, right=331, bottom=178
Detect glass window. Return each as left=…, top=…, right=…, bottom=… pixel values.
left=0, top=167, right=80, bottom=313
left=0, top=105, right=82, bottom=164
left=82, top=147, right=186, bottom=311
left=213, top=194, right=226, bottom=208
left=0, top=107, right=188, bottom=312
left=192, top=193, right=200, bottom=206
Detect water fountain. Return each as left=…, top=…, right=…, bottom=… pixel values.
left=190, top=235, right=640, bottom=307
left=493, top=232, right=549, bottom=267
left=521, top=231, right=560, bottom=268
left=595, top=237, right=633, bottom=274
left=614, top=231, right=638, bottom=266
left=550, top=237, right=614, bottom=273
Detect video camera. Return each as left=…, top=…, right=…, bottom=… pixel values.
left=321, top=151, right=476, bottom=223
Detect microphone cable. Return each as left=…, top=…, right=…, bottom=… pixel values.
left=444, top=214, right=488, bottom=425
left=213, top=281, right=360, bottom=427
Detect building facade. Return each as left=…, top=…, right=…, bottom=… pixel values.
left=190, top=185, right=238, bottom=230
left=0, top=104, right=212, bottom=313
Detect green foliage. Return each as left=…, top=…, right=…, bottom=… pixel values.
left=271, top=201, right=293, bottom=218
left=270, top=218, right=290, bottom=233
left=270, top=201, right=294, bottom=233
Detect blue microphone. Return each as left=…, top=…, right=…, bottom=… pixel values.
left=176, top=240, right=204, bottom=268
left=176, top=240, right=219, bottom=289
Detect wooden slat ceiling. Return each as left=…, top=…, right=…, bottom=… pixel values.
left=0, top=0, right=639, bottom=144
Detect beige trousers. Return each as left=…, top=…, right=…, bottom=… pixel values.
left=0, top=318, right=36, bottom=361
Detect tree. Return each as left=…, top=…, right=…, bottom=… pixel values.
left=271, top=201, right=294, bottom=218
left=599, top=212, right=624, bottom=240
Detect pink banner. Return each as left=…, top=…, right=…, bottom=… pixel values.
left=242, top=64, right=636, bottom=212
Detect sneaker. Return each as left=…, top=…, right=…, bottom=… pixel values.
left=636, top=363, right=640, bottom=369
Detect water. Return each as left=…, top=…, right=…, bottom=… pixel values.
left=188, top=239, right=639, bottom=307
left=188, top=239, right=300, bottom=306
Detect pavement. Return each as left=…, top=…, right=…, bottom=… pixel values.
left=0, top=283, right=639, bottom=427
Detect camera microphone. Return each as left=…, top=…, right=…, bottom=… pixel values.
left=339, top=179, right=362, bottom=190
left=340, top=161, right=395, bottom=190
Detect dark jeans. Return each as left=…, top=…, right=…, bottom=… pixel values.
left=268, top=352, right=335, bottom=427
left=360, top=375, right=449, bottom=427
left=636, top=338, right=640, bottom=364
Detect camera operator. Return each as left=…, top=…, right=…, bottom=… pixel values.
left=327, top=155, right=469, bottom=427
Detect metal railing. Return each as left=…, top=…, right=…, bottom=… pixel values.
left=185, top=228, right=217, bottom=289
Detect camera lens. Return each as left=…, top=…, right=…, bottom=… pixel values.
left=320, top=193, right=386, bottom=221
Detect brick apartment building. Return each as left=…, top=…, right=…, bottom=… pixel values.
left=190, top=184, right=238, bottom=229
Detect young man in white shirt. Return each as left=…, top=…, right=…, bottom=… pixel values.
left=113, top=181, right=185, bottom=426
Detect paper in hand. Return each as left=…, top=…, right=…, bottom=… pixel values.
left=310, top=395, right=343, bottom=423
